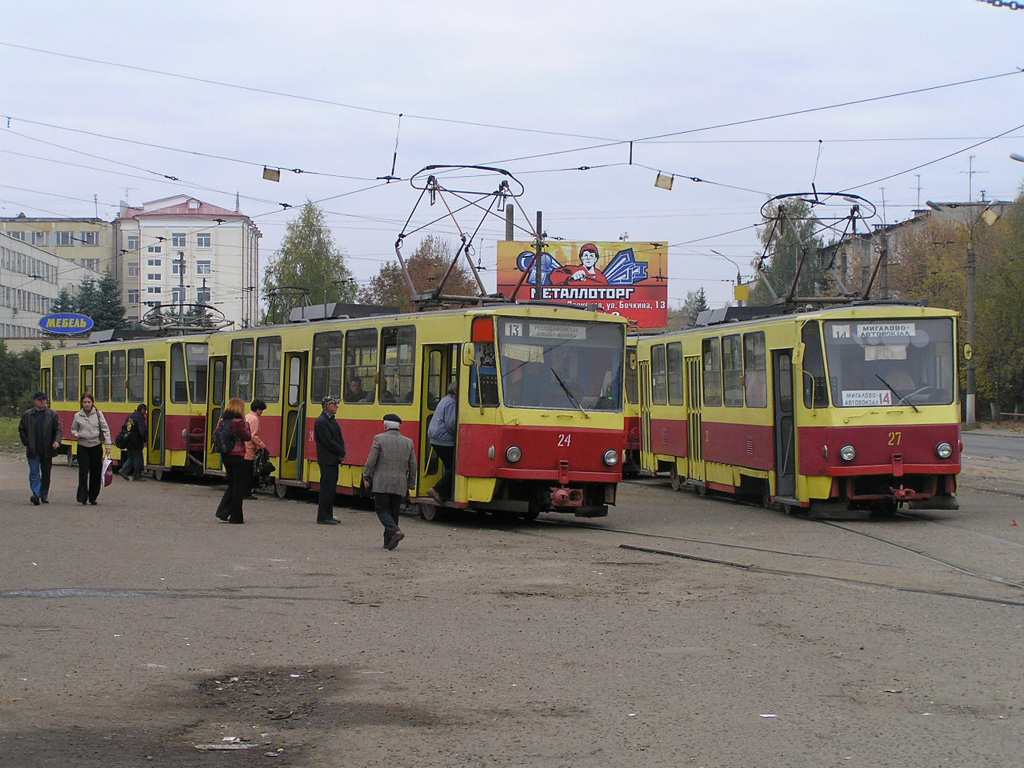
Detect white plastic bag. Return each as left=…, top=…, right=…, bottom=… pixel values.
left=102, top=457, right=114, bottom=487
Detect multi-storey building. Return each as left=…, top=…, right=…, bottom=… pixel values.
left=115, top=196, right=261, bottom=329
left=0, top=214, right=115, bottom=279
left=1, top=233, right=101, bottom=339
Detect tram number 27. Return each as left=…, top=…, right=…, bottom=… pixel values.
left=557, top=433, right=572, bottom=447
left=888, top=431, right=902, bottom=446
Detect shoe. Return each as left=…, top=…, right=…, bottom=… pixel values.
left=215, top=511, right=229, bottom=520
left=427, top=488, right=443, bottom=504
left=40, top=498, right=49, bottom=504
left=133, top=477, right=146, bottom=482
left=317, top=519, right=340, bottom=525
left=89, top=500, right=97, bottom=506
left=30, top=495, right=40, bottom=506
left=118, top=471, right=129, bottom=480
left=386, top=531, right=405, bottom=550
left=228, top=519, right=244, bottom=524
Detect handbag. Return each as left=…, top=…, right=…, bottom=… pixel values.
left=102, top=457, right=114, bottom=487
left=253, top=448, right=275, bottom=478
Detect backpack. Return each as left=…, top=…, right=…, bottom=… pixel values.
left=114, top=418, right=133, bottom=449
left=212, top=418, right=236, bottom=455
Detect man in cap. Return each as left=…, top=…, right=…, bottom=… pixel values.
left=313, top=395, right=346, bottom=525
left=18, top=391, right=63, bottom=505
left=363, top=413, right=416, bottom=550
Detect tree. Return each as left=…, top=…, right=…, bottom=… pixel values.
left=749, top=198, right=827, bottom=305
left=0, top=341, right=42, bottom=415
left=50, top=287, right=74, bottom=314
left=263, top=202, right=356, bottom=324
left=90, top=273, right=127, bottom=330
left=667, top=288, right=709, bottom=330
left=359, top=234, right=478, bottom=312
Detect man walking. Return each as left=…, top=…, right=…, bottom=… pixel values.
left=19, top=391, right=63, bottom=505
left=363, top=413, right=416, bottom=550
left=314, top=395, right=345, bottom=525
left=119, top=403, right=148, bottom=481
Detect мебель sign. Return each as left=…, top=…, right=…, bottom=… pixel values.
left=39, top=313, right=95, bottom=334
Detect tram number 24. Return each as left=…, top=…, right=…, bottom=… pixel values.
left=887, top=431, right=902, bottom=446
left=557, top=433, right=573, bottom=447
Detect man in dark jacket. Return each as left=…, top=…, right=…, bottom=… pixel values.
left=119, top=403, right=149, bottom=481
left=314, top=395, right=346, bottom=525
left=18, top=391, right=63, bottom=505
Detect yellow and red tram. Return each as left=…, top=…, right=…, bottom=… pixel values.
left=636, top=302, right=961, bottom=516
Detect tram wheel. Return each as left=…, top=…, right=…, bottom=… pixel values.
left=520, top=509, right=541, bottom=521
left=274, top=482, right=291, bottom=499
left=419, top=502, right=445, bottom=522
left=152, top=469, right=165, bottom=481
left=670, top=464, right=682, bottom=492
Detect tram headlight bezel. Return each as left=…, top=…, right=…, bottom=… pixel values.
left=505, top=445, right=523, bottom=464
left=839, top=444, right=857, bottom=462
left=602, top=449, right=620, bottom=467
left=936, top=441, right=953, bottom=459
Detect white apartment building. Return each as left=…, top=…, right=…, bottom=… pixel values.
left=115, top=196, right=261, bottom=329
left=1, top=233, right=102, bottom=339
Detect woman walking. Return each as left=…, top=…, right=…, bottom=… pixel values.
left=215, top=397, right=252, bottom=524
left=70, top=393, right=112, bottom=506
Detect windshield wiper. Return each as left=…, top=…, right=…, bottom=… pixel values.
left=550, top=368, right=589, bottom=417
left=875, top=374, right=920, bottom=413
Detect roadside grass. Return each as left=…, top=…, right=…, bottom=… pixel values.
left=0, top=417, right=22, bottom=452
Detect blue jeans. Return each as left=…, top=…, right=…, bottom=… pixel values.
left=28, top=456, right=54, bottom=500
left=121, top=448, right=145, bottom=479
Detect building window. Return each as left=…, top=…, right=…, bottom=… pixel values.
left=126, top=235, right=139, bottom=251
left=196, top=287, right=211, bottom=304
left=31, top=231, right=50, bottom=247
left=147, top=286, right=162, bottom=294
left=83, top=258, right=100, bottom=272
left=55, top=231, right=74, bottom=247
left=127, top=289, right=140, bottom=303
left=196, top=260, right=211, bottom=275
left=172, top=260, right=186, bottom=276
left=8, top=231, right=26, bottom=241
left=80, top=231, right=100, bottom=246
left=171, top=287, right=185, bottom=305
left=196, top=233, right=211, bottom=248
left=147, top=259, right=162, bottom=267
left=128, top=263, right=139, bottom=277
left=147, top=273, right=161, bottom=281
left=171, top=233, right=187, bottom=248
left=147, top=244, right=162, bottom=253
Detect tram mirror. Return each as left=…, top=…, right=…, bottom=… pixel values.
left=462, top=342, right=476, bottom=365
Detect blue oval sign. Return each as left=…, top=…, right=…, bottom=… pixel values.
left=40, top=313, right=95, bottom=334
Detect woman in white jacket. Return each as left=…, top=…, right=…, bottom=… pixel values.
left=70, top=392, right=112, bottom=505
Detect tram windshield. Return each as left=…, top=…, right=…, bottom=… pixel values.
left=822, top=317, right=955, bottom=408
left=496, top=318, right=624, bottom=411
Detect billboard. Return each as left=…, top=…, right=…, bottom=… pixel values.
left=496, top=241, right=668, bottom=328
left=39, top=313, right=94, bottom=334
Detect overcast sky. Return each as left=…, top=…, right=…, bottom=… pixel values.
left=2, top=1, right=1023, bottom=310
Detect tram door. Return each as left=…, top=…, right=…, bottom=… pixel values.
left=205, top=355, right=227, bottom=472
left=638, top=358, right=653, bottom=472
left=147, top=361, right=166, bottom=469
left=419, top=344, right=458, bottom=494
left=81, top=365, right=93, bottom=400
left=685, top=356, right=704, bottom=484
left=772, top=350, right=796, bottom=497
left=279, top=351, right=307, bottom=483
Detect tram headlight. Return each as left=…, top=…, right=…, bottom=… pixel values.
left=602, top=449, right=620, bottom=467
left=505, top=445, right=523, bottom=464
left=936, top=441, right=954, bottom=459
left=839, top=444, right=857, bottom=462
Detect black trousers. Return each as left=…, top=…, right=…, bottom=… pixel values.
left=431, top=443, right=454, bottom=500
left=77, top=443, right=104, bottom=504
left=216, top=455, right=250, bottom=523
left=317, top=463, right=338, bottom=522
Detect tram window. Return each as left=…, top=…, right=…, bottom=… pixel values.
left=186, top=343, right=208, bottom=403
left=127, top=349, right=145, bottom=402
left=255, top=336, right=281, bottom=403
left=625, top=347, right=639, bottom=405
left=66, top=354, right=80, bottom=404
left=95, top=352, right=109, bottom=401
left=801, top=322, right=829, bottom=408
left=722, top=335, right=743, bottom=407
left=287, top=356, right=303, bottom=407
left=743, top=332, right=767, bottom=408
left=230, top=338, right=255, bottom=401
left=311, top=331, right=343, bottom=402
left=53, top=355, right=65, bottom=402
left=651, top=345, right=667, bottom=405
left=83, top=367, right=93, bottom=398
left=426, top=349, right=444, bottom=409
left=469, top=341, right=499, bottom=407
left=111, top=350, right=127, bottom=401
left=667, top=342, right=684, bottom=406
left=171, top=343, right=188, bottom=403
left=344, top=328, right=378, bottom=403
left=702, top=338, right=723, bottom=407
left=380, top=326, right=415, bottom=404
left=212, top=358, right=226, bottom=406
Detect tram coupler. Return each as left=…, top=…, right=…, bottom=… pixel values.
left=550, top=487, right=584, bottom=508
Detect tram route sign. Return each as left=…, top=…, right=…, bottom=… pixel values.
left=497, top=241, right=669, bottom=328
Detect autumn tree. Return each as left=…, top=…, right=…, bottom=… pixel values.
left=749, top=198, right=827, bottom=305
left=263, top=202, right=356, bottom=323
left=359, top=234, right=478, bottom=312
left=666, top=287, right=709, bottom=330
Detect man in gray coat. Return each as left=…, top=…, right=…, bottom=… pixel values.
left=363, top=413, right=416, bottom=550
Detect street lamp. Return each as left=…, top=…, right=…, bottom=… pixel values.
left=710, top=250, right=744, bottom=306
left=1011, top=153, right=1024, bottom=163
left=925, top=200, right=998, bottom=426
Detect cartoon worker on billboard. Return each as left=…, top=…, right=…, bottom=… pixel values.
left=550, top=243, right=608, bottom=285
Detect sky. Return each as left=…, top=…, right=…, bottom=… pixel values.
left=2, top=0, right=1024, bottom=312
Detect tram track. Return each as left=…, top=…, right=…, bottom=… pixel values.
left=536, top=510, right=1024, bottom=608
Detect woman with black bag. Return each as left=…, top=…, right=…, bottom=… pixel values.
left=214, top=398, right=252, bottom=524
